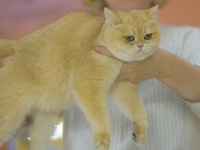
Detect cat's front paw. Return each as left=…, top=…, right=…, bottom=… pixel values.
left=94, top=132, right=110, bottom=150
left=132, top=120, right=148, bottom=146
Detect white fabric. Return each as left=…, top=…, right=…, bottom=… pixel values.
left=63, top=23, right=200, bottom=150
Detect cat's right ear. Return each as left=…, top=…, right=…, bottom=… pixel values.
left=104, top=8, right=119, bottom=26
left=145, top=5, right=159, bottom=20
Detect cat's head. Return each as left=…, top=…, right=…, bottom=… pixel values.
left=100, top=5, right=160, bottom=62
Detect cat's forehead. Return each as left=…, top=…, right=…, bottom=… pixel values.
left=122, top=24, right=153, bottom=36
left=118, top=12, right=156, bottom=34
left=128, top=11, right=151, bottom=22
left=118, top=11, right=154, bottom=25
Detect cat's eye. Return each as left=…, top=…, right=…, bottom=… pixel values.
left=125, top=36, right=135, bottom=42
left=144, top=33, right=152, bottom=40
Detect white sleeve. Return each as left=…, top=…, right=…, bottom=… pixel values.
left=180, top=26, right=200, bottom=66
left=184, top=101, right=200, bottom=118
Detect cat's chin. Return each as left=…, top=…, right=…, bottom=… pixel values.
left=113, top=52, right=152, bottom=62
left=130, top=54, right=152, bottom=61
left=108, top=46, right=158, bottom=62
left=121, top=47, right=158, bottom=62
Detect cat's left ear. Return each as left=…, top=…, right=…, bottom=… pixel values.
left=104, top=8, right=120, bottom=26
left=145, top=5, right=159, bottom=20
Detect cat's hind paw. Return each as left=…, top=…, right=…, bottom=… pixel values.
left=94, top=132, right=110, bottom=150
left=132, top=121, right=147, bottom=146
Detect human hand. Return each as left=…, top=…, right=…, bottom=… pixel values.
left=95, top=45, right=167, bottom=83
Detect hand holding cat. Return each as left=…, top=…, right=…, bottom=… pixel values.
left=96, top=45, right=200, bottom=102
left=95, top=45, right=166, bottom=83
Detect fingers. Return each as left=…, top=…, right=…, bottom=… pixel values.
left=117, top=73, right=138, bottom=84
left=95, top=45, right=115, bottom=58
left=117, top=62, right=141, bottom=84
left=95, top=45, right=136, bottom=83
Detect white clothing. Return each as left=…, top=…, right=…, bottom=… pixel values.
left=63, top=23, right=200, bottom=150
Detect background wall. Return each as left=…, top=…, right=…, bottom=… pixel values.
left=0, top=0, right=200, bottom=39
left=159, top=0, right=200, bottom=27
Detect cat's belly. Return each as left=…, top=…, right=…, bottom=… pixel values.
left=34, top=89, right=73, bottom=114
left=44, top=97, right=72, bottom=113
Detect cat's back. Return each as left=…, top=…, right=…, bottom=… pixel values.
left=0, top=11, right=105, bottom=87
left=58, top=10, right=104, bottom=45
left=63, top=10, right=103, bottom=26
left=22, top=11, right=104, bottom=43
left=17, top=10, right=104, bottom=60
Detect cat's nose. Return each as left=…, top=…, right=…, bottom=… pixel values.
left=137, top=45, right=143, bottom=49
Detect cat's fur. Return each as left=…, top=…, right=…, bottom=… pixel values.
left=0, top=6, right=160, bottom=150
left=0, top=39, right=15, bottom=68
left=82, top=0, right=106, bottom=14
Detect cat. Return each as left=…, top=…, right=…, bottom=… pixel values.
left=0, top=38, right=15, bottom=68
left=0, top=6, right=160, bottom=150
left=82, top=0, right=106, bottom=14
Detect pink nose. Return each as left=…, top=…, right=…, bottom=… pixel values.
left=137, top=45, right=143, bottom=49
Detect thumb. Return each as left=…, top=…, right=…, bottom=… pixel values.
left=95, top=45, right=114, bottom=58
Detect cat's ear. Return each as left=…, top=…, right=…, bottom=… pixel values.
left=145, top=5, right=159, bottom=20
left=104, top=8, right=119, bottom=26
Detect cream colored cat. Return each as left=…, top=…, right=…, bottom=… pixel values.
left=82, top=0, right=106, bottom=14
left=0, top=38, right=15, bottom=68
left=0, top=6, right=160, bottom=150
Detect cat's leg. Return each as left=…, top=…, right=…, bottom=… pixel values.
left=110, top=81, right=148, bottom=146
left=73, top=80, right=111, bottom=150
left=0, top=104, right=27, bottom=147
left=72, top=54, right=122, bottom=150
left=28, top=112, right=60, bottom=150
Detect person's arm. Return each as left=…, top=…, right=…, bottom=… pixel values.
left=156, top=50, right=200, bottom=102
left=95, top=46, right=200, bottom=102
